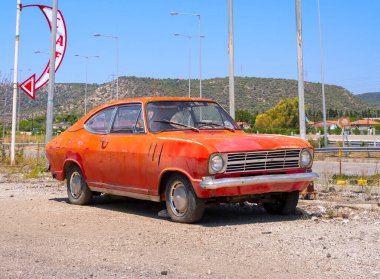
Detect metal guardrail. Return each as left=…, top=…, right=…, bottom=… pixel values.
left=315, top=147, right=380, bottom=153
left=1, top=143, right=45, bottom=147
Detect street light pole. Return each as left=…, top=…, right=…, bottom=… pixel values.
left=228, top=0, right=235, bottom=119
left=317, top=0, right=328, bottom=147
left=295, top=0, right=306, bottom=139
left=10, top=0, right=21, bottom=165
left=74, top=54, right=99, bottom=115
left=45, top=0, right=58, bottom=144
left=170, top=12, right=203, bottom=98
left=174, top=33, right=192, bottom=97
left=94, top=34, right=119, bottom=99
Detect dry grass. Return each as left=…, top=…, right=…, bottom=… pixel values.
left=2, top=134, right=46, bottom=144
left=0, top=147, right=48, bottom=179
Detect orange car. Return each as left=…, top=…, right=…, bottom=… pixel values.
left=46, top=97, right=318, bottom=223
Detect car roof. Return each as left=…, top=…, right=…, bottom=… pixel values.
left=68, top=97, right=216, bottom=132
left=102, top=96, right=213, bottom=107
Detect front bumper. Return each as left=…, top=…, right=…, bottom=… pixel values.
left=200, top=172, right=319, bottom=190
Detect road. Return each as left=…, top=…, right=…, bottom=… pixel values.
left=1, top=172, right=379, bottom=279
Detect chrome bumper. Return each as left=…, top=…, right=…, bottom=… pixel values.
left=200, top=172, right=319, bottom=190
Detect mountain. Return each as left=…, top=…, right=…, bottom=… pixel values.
left=1, top=76, right=370, bottom=119
left=356, top=92, right=380, bottom=107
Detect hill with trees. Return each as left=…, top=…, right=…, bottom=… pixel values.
left=0, top=76, right=374, bottom=131
left=356, top=92, right=380, bottom=107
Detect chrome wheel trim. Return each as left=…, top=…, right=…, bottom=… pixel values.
left=69, top=171, right=83, bottom=199
left=169, top=181, right=189, bottom=217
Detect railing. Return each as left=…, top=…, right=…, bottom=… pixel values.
left=315, top=147, right=380, bottom=153
left=1, top=143, right=45, bottom=147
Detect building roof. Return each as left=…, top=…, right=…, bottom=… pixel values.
left=351, top=119, right=379, bottom=125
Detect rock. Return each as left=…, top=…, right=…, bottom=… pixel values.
left=158, top=209, right=170, bottom=219
left=327, top=253, right=331, bottom=258
left=311, top=216, right=319, bottom=221
left=160, top=271, right=168, bottom=275
left=311, top=212, right=323, bottom=218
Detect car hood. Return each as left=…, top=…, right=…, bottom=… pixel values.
left=158, top=131, right=311, bottom=153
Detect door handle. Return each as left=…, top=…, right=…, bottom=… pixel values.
left=100, top=139, right=109, bottom=143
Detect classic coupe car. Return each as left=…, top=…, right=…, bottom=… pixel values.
left=46, top=97, right=318, bottom=223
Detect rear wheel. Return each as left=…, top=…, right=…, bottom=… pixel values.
left=263, top=191, right=299, bottom=215
left=165, top=174, right=205, bottom=223
left=66, top=166, right=92, bottom=205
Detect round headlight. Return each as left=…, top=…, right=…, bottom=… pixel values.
left=210, top=154, right=224, bottom=173
left=300, top=149, right=313, bottom=168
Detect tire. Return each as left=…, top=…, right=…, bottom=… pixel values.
left=66, top=166, right=92, bottom=205
left=263, top=191, right=299, bottom=215
left=165, top=174, right=205, bottom=223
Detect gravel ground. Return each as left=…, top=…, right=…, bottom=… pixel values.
left=1, top=170, right=380, bottom=279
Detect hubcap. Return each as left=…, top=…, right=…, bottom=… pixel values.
left=70, top=171, right=82, bottom=199
left=169, top=181, right=189, bottom=217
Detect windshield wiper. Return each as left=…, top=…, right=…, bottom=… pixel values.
left=196, top=121, right=235, bottom=132
left=154, top=120, right=199, bottom=132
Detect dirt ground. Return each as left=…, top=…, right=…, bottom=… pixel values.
left=1, top=169, right=380, bottom=279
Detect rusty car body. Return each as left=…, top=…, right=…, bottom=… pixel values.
left=46, top=97, right=318, bottom=223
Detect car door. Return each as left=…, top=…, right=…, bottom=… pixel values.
left=101, top=103, right=149, bottom=195
left=81, top=107, right=116, bottom=183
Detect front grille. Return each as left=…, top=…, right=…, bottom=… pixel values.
left=226, top=149, right=301, bottom=173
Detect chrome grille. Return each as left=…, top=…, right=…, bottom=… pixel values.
left=226, top=149, right=301, bottom=173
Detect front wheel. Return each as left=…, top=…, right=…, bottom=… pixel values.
left=165, top=174, right=205, bottom=223
left=66, top=166, right=93, bottom=205
left=263, top=191, right=299, bottom=215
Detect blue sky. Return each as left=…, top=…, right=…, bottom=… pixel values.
left=0, top=0, right=379, bottom=94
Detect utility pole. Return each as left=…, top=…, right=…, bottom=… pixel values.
left=317, top=0, right=328, bottom=147
left=295, top=0, right=306, bottom=139
left=228, top=0, right=235, bottom=119
left=45, top=0, right=58, bottom=144
left=10, top=0, right=22, bottom=165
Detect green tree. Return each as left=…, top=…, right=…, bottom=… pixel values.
left=255, top=98, right=299, bottom=129
left=235, top=110, right=256, bottom=124
left=255, top=113, right=271, bottom=129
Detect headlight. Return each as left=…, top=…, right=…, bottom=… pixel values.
left=209, top=154, right=226, bottom=174
left=300, top=149, right=313, bottom=168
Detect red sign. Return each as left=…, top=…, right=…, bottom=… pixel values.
left=19, top=5, right=67, bottom=99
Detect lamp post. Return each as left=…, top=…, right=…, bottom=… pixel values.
left=170, top=12, right=203, bottom=98
left=74, top=54, right=99, bottom=115
left=317, top=0, right=328, bottom=147
left=94, top=33, right=119, bottom=99
left=45, top=0, right=58, bottom=145
left=10, top=0, right=21, bottom=165
left=174, top=33, right=192, bottom=97
left=228, top=0, right=235, bottom=119
left=295, top=0, right=306, bottom=139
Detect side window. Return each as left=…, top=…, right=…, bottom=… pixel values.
left=111, top=104, right=145, bottom=134
left=85, top=108, right=115, bottom=134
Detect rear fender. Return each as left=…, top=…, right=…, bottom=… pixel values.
left=63, top=152, right=86, bottom=180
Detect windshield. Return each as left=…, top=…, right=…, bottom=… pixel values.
left=146, top=101, right=239, bottom=133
